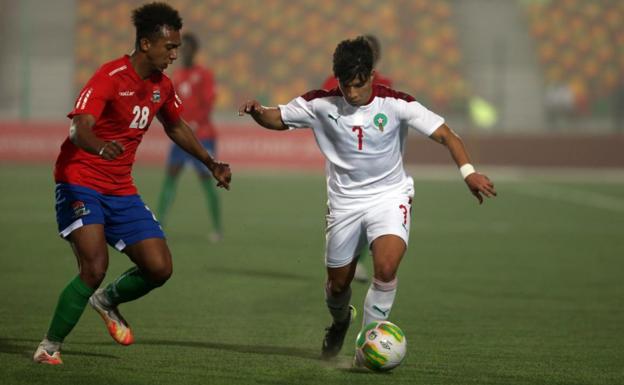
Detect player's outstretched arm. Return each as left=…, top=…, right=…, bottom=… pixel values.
left=429, top=124, right=497, bottom=204
left=69, top=114, right=124, bottom=160
left=238, top=99, right=288, bottom=131
left=159, top=115, right=232, bottom=189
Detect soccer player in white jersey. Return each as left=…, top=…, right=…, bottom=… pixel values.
left=239, top=36, right=496, bottom=360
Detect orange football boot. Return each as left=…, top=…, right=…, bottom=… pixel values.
left=89, top=289, right=134, bottom=345
left=33, top=343, right=63, bottom=365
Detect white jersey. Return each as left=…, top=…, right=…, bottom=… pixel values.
left=279, top=85, right=444, bottom=209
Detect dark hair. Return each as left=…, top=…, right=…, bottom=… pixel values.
left=132, top=2, right=183, bottom=47
left=182, top=33, right=199, bottom=51
left=332, top=36, right=374, bottom=85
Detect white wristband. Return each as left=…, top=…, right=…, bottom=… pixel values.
left=98, top=145, right=106, bottom=156
left=459, top=163, right=476, bottom=179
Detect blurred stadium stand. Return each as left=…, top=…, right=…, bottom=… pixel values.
left=525, top=0, right=623, bottom=120
left=1, top=0, right=622, bottom=169
left=71, top=0, right=468, bottom=115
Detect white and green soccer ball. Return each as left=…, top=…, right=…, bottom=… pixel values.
left=355, top=321, right=407, bottom=371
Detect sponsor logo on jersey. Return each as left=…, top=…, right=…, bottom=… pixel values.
left=374, top=113, right=388, bottom=132
left=327, top=113, right=341, bottom=124
left=118, top=91, right=135, bottom=96
left=151, top=88, right=161, bottom=103
left=71, top=201, right=90, bottom=219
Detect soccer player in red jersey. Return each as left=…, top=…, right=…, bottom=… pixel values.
left=33, top=3, right=231, bottom=365
left=157, top=33, right=223, bottom=242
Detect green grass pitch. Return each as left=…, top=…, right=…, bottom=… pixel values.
left=0, top=164, right=622, bottom=385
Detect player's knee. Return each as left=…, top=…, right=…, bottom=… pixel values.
left=373, top=264, right=397, bottom=283
left=327, top=278, right=350, bottom=296
left=146, top=264, right=172, bottom=287
left=80, top=266, right=107, bottom=288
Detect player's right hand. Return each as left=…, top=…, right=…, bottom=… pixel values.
left=238, top=100, right=264, bottom=116
left=98, top=140, right=125, bottom=160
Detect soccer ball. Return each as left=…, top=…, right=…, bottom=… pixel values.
left=354, top=321, right=407, bottom=371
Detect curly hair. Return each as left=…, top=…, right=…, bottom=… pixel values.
left=132, top=2, right=183, bottom=47
left=332, top=36, right=374, bottom=85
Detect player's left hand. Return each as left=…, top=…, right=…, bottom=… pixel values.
left=211, top=162, right=232, bottom=190
left=465, top=173, right=496, bottom=204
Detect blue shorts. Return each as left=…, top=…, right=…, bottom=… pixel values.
left=55, top=183, right=165, bottom=251
left=166, top=139, right=216, bottom=175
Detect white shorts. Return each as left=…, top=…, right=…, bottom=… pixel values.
left=324, top=192, right=413, bottom=268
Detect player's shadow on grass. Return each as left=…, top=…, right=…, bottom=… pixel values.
left=207, top=266, right=316, bottom=282
left=0, top=337, right=120, bottom=360
left=141, top=338, right=320, bottom=360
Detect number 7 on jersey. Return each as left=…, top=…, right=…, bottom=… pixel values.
left=352, top=126, right=363, bottom=150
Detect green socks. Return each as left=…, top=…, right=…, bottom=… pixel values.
left=45, top=268, right=162, bottom=343
left=158, top=173, right=222, bottom=234
left=200, top=178, right=222, bottom=234
left=104, top=266, right=160, bottom=305
left=157, top=175, right=177, bottom=226
left=46, top=275, right=95, bottom=342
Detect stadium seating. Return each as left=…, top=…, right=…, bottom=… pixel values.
left=76, top=0, right=468, bottom=112
left=524, top=0, right=623, bottom=114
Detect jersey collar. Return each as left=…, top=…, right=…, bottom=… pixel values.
left=363, top=85, right=377, bottom=106
left=123, top=55, right=143, bottom=82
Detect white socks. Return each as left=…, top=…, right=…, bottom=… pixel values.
left=362, top=277, right=397, bottom=327
left=41, top=337, right=62, bottom=353
left=325, top=283, right=352, bottom=324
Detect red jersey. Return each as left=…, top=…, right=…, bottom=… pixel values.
left=55, top=55, right=183, bottom=195
left=321, top=72, right=393, bottom=90
left=172, top=65, right=216, bottom=140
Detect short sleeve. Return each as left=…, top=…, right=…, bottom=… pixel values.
left=67, top=72, right=115, bottom=120
left=401, top=100, right=445, bottom=136
left=159, top=85, right=184, bottom=126
left=278, top=96, right=315, bottom=129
